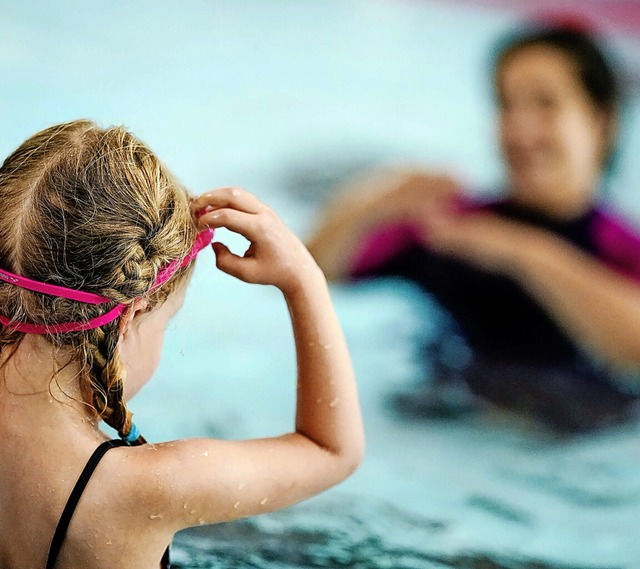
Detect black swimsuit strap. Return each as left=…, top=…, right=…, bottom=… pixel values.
left=46, top=439, right=128, bottom=569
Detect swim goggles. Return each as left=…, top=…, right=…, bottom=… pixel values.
left=0, top=228, right=214, bottom=335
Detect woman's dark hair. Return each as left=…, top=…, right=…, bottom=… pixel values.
left=492, top=23, right=623, bottom=171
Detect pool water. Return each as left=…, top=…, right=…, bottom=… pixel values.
left=2, top=1, right=640, bottom=567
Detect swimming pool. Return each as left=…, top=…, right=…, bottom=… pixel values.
left=2, top=1, right=640, bottom=566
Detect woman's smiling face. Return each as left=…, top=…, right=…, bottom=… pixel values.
left=496, top=44, right=612, bottom=216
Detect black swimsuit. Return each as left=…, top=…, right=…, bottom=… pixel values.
left=350, top=200, right=640, bottom=431
left=46, top=439, right=171, bottom=569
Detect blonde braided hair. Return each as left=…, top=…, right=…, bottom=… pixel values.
left=0, top=120, right=197, bottom=441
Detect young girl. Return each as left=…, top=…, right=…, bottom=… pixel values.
left=0, top=120, right=364, bottom=568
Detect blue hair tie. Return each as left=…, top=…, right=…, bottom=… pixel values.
left=122, top=422, right=140, bottom=444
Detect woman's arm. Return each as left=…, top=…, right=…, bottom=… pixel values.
left=130, top=187, right=364, bottom=537
left=423, top=211, right=640, bottom=368
left=514, top=230, right=640, bottom=367
left=306, top=169, right=460, bottom=280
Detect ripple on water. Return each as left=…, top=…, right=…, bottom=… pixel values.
left=170, top=496, right=614, bottom=569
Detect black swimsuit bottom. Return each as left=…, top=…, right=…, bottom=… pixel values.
left=46, top=439, right=171, bottom=569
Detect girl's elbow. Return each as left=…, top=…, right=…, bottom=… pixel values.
left=335, top=436, right=366, bottom=478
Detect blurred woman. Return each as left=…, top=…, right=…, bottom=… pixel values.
left=307, top=23, right=640, bottom=432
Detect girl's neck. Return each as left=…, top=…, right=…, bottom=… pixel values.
left=0, top=336, right=102, bottom=442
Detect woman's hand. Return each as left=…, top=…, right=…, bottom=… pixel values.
left=306, top=169, right=462, bottom=280
left=421, top=210, right=540, bottom=275
left=192, top=187, right=323, bottom=295
left=348, top=169, right=461, bottom=224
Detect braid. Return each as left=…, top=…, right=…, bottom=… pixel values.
left=84, top=321, right=127, bottom=428
left=80, top=320, right=144, bottom=445
left=77, top=246, right=170, bottom=445
left=101, top=243, right=159, bottom=302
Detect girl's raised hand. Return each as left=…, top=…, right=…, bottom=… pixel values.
left=191, top=187, right=322, bottom=295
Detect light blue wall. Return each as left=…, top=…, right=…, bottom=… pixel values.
left=1, top=0, right=637, bottom=214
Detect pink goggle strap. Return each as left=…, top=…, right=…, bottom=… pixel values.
left=0, top=228, right=214, bottom=334
left=0, top=269, right=111, bottom=304
left=0, top=304, right=127, bottom=335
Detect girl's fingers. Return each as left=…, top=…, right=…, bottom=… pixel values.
left=191, top=187, right=264, bottom=217
left=212, top=241, right=259, bottom=282
left=198, top=208, right=262, bottom=241
left=212, top=242, right=239, bottom=274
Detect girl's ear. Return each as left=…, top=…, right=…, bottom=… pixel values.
left=118, top=297, right=150, bottom=341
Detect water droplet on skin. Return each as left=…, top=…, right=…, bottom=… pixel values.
left=308, top=342, right=315, bottom=347
left=231, top=188, right=240, bottom=197
left=233, top=501, right=240, bottom=509
left=316, top=398, right=322, bottom=404
left=149, top=514, right=163, bottom=520
left=260, top=497, right=268, bottom=506
left=202, top=451, right=209, bottom=457
left=189, top=509, right=196, bottom=514
left=323, top=344, right=332, bottom=350
left=198, top=518, right=206, bottom=525
left=237, top=483, right=246, bottom=490
left=329, top=398, right=339, bottom=408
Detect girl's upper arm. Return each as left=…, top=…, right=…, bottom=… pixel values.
left=131, top=433, right=351, bottom=533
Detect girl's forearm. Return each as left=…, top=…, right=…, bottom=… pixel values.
left=283, top=269, right=364, bottom=467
